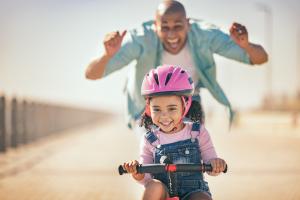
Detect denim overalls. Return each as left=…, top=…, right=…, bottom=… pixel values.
left=145, top=122, right=211, bottom=199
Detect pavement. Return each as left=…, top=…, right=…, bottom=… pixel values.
left=0, top=112, right=299, bottom=200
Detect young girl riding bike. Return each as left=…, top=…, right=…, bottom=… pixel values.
left=122, top=65, right=227, bottom=200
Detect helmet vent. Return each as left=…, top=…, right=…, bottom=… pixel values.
left=153, top=73, right=159, bottom=86
left=181, top=70, right=185, bottom=73
left=165, top=73, right=172, bottom=86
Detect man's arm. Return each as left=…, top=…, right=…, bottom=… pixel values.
left=85, top=30, right=127, bottom=80
left=230, top=22, right=268, bottom=65
left=85, top=54, right=112, bottom=80
left=243, top=43, right=268, bottom=65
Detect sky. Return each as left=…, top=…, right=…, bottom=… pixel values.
left=0, top=0, right=299, bottom=113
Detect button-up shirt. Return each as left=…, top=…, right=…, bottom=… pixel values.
left=104, top=19, right=251, bottom=128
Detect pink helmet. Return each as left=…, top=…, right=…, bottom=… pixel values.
left=141, top=65, right=194, bottom=117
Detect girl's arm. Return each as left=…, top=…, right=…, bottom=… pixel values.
left=198, top=126, right=227, bottom=176
left=135, top=137, right=155, bottom=185
left=198, top=126, right=217, bottom=163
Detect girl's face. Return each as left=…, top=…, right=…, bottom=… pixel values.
left=155, top=11, right=190, bottom=55
left=149, top=95, right=184, bottom=133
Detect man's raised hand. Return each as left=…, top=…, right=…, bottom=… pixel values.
left=103, top=30, right=127, bottom=57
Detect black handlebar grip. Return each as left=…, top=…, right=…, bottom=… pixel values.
left=223, top=164, right=228, bottom=173
left=203, top=164, right=212, bottom=172
left=118, top=165, right=127, bottom=175
left=203, top=164, right=228, bottom=173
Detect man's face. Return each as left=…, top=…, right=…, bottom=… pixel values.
left=155, top=11, right=190, bottom=54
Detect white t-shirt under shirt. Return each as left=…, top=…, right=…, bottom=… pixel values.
left=161, top=43, right=199, bottom=86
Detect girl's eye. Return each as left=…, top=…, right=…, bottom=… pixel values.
left=168, top=107, right=177, bottom=111
left=152, top=108, right=160, bottom=112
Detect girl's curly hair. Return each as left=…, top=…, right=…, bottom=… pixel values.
left=139, top=100, right=204, bottom=131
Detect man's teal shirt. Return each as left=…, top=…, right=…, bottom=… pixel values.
left=103, top=19, right=251, bottom=127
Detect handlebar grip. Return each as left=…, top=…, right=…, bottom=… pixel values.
left=203, top=164, right=228, bottom=173
left=118, top=165, right=127, bottom=175
left=203, top=164, right=212, bottom=172
left=223, top=164, right=228, bottom=173
left=119, top=164, right=166, bottom=175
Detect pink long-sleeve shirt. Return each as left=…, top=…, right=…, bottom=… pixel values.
left=138, top=123, right=217, bottom=185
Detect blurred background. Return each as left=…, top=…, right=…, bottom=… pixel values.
left=0, top=0, right=300, bottom=199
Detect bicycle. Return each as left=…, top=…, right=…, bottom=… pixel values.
left=118, top=161, right=227, bottom=200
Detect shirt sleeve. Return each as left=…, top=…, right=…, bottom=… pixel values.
left=139, top=136, right=154, bottom=164
left=137, top=136, right=154, bottom=185
left=198, top=126, right=218, bottom=163
left=208, top=28, right=252, bottom=65
left=103, top=31, right=142, bottom=76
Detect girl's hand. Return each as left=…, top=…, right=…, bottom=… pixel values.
left=229, top=22, right=249, bottom=49
left=207, top=158, right=227, bottom=176
left=123, top=160, right=145, bottom=181
left=103, top=30, right=127, bottom=58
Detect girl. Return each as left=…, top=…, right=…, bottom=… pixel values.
left=123, top=65, right=227, bottom=200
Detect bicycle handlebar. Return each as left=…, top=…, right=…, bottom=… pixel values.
left=118, top=163, right=227, bottom=175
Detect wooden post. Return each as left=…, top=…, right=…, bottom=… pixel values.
left=22, top=100, right=28, bottom=144
left=11, top=98, right=18, bottom=148
left=25, top=102, right=32, bottom=143
left=16, top=100, right=24, bottom=145
left=31, top=102, right=37, bottom=141
left=0, top=95, right=6, bottom=152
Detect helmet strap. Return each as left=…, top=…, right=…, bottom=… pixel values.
left=169, top=96, right=192, bottom=132
left=181, top=96, right=192, bottom=117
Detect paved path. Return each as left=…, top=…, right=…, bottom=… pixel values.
left=0, top=113, right=299, bottom=200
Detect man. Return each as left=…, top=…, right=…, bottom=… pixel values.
left=85, top=0, right=268, bottom=128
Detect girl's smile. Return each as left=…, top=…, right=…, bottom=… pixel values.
left=158, top=120, right=174, bottom=130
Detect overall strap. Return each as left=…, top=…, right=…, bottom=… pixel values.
left=191, top=122, right=201, bottom=139
left=144, top=131, right=160, bottom=147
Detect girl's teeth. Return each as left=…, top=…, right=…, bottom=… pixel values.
left=161, top=121, right=172, bottom=126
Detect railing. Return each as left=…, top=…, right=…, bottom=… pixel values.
left=0, top=94, right=105, bottom=153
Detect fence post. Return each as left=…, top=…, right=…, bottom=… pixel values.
left=11, top=98, right=19, bottom=148
left=0, top=95, right=6, bottom=152
left=16, top=100, right=24, bottom=145
left=22, top=100, right=28, bottom=144
left=31, top=102, right=37, bottom=141
left=24, top=101, right=32, bottom=143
